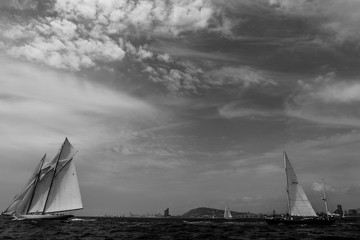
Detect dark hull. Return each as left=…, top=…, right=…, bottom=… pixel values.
left=265, top=217, right=336, bottom=225
left=15, top=214, right=74, bottom=220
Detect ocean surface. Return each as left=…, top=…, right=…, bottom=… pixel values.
left=1, top=216, right=360, bottom=240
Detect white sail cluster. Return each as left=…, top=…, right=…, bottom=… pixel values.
left=224, top=204, right=233, bottom=219
left=284, top=152, right=317, bottom=217
left=3, top=138, right=83, bottom=216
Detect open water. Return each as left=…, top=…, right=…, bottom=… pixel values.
left=1, top=216, right=360, bottom=240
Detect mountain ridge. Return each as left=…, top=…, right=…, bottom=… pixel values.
left=181, top=207, right=256, bottom=218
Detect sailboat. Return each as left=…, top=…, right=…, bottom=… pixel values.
left=224, top=203, right=233, bottom=219
left=2, top=138, right=83, bottom=220
left=265, top=152, right=335, bottom=225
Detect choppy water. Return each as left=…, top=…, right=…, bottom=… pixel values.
left=1, top=216, right=360, bottom=240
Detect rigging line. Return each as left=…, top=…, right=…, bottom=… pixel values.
left=284, top=151, right=291, bottom=217
left=54, top=150, right=78, bottom=177
left=26, top=154, right=46, bottom=214
left=42, top=138, right=67, bottom=214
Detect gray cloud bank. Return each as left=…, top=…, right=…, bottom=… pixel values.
left=2, top=0, right=360, bottom=93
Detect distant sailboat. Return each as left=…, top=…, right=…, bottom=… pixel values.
left=2, top=138, right=83, bottom=220
left=322, top=178, right=335, bottom=218
left=224, top=203, right=232, bottom=219
left=265, top=152, right=335, bottom=225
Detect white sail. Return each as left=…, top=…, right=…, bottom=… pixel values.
left=44, top=138, right=82, bottom=213
left=28, top=150, right=65, bottom=213
left=27, top=171, right=53, bottom=213
left=224, top=204, right=233, bottom=219
left=284, top=152, right=317, bottom=217
left=3, top=181, right=35, bottom=215
left=13, top=184, right=35, bottom=214
left=45, top=160, right=83, bottom=213
left=3, top=155, right=46, bottom=215
left=4, top=138, right=83, bottom=217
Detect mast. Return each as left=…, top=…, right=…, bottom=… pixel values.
left=284, top=151, right=291, bottom=218
left=42, top=138, right=67, bottom=214
left=322, top=178, right=329, bottom=219
left=283, top=152, right=317, bottom=217
left=26, top=154, right=46, bottom=214
left=224, top=203, right=228, bottom=218
left=224, top=203, right=232, bottom=219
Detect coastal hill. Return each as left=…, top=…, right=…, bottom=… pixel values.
left=181, top=207, right=255, bottom=218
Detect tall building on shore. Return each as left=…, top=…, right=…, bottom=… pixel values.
left=334, top=205, right=343, bottom=216
left=164, top=208, right=170, bottom=217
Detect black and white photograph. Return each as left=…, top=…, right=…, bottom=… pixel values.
left=1, top=0, right=360, bottom=239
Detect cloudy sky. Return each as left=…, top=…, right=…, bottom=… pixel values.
left=1, top=0, right=360, bottom=216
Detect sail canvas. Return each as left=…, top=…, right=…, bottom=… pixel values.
left=284, top=153, right=317, bottom=217
left=224, top=204, right=233, bottom=219
left=43, top=138, right=82, bottom=213
left=3, top=155, right=46, bottom=215
left=3, top=182, right=35, bottom=215
left=3, top=138, right=83, bottom=219
left=45, top=160, right=83, bottom=213
left=28, top=150, right=65, bottom=213
left=265, top=152, right=336, bottom=225
left=27, top=171, right=53, bottom=213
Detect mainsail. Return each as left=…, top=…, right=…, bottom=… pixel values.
left=264, top=152, right=336, bottom=225
left=3, top=138, right=82, bottom=216
left=224, top=204, right=233, bottom=219
left=284, top=152, right=317, bottom=217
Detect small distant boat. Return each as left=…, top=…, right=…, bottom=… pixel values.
left=224, top=203, right=232, bottom=219
left=265, top=152, right=335, bottom=225
left=2, top=138, right=83, bottom=220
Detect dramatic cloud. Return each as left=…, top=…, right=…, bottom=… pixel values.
left=0, top=0, right=220, bottom=71
left=286, top=72, right=360, bottom=126
left=2, top=19, right=126, bottom=70
left=54, top=0, right=215, bottom=36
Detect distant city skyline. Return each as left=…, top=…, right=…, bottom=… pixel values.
left=1, top=0, right=360, bottom=216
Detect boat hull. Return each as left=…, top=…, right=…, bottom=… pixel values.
left=265, top=217, right=336, bottom=225
left=16, top=214, right=74, bottom=220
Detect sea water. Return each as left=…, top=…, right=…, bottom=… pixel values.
left=1, top=217, right=360, bottom=239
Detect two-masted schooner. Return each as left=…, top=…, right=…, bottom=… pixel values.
left=265, top=152, right=335, bottom=225
left=2, top=138, right=83, bottom=220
